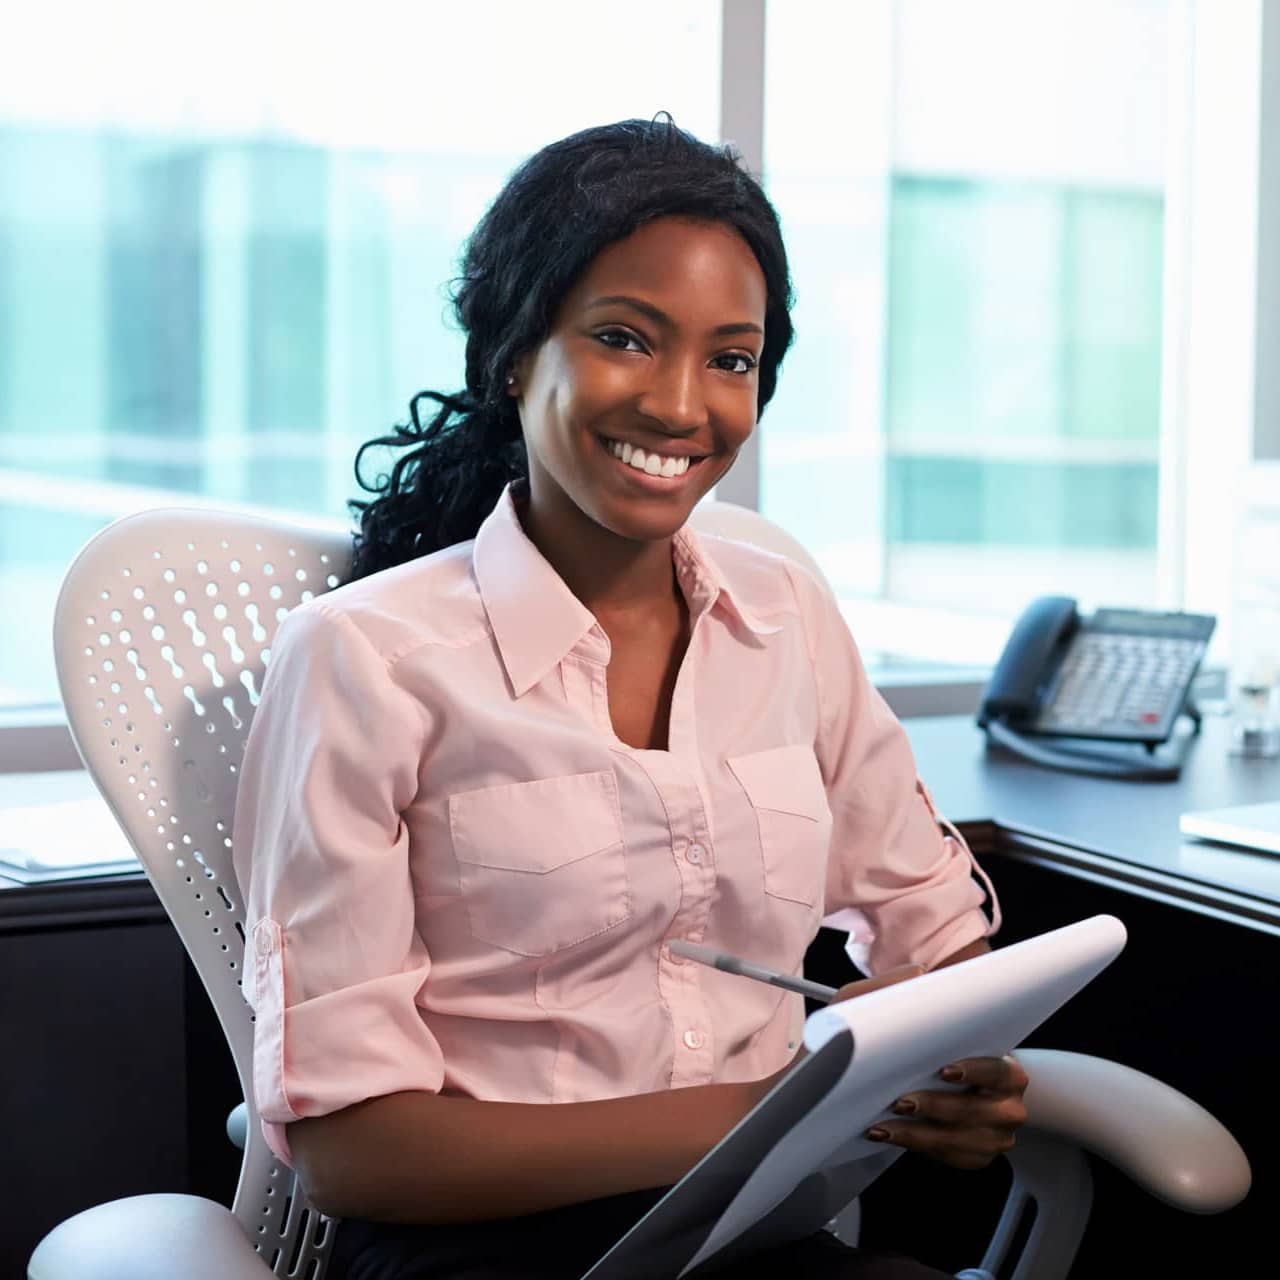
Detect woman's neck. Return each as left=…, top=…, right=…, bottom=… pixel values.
left=516, top=488, right=682, bottom=620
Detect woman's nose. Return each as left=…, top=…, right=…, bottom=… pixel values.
left=637, top=355, right=709, bottom=431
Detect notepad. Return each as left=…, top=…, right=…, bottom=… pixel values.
left=581, top=914, right=1127, bottom=1280
left=0, top=794, right=141, bottom=881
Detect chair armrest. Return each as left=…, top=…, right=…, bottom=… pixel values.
left=28, top=1194, right=275, bottom=1280
left=1015, top=1048, right=1251, bottom=1213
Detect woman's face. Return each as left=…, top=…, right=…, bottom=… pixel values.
left=511, top=216, right=768, bottom=545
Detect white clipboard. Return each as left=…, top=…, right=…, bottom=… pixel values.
left=581, top=914, right=1126, bottom=1279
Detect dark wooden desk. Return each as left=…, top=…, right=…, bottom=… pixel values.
left=908, top=712, right=1280, bottom=925
left=1, top=857, right=241, bottom=1278
left=846, top=713, right=1278, bottom=1276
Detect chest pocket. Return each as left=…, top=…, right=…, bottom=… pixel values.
left=727, top=744, right=832, bottom=908
left=448, top=770, right=631, bottom=957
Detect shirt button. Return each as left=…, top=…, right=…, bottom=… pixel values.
left=683, top=1029, right=704, bottom=1050
left=255, top=927, right=275, bottom=958
left=686, top=842, right=705, bottom=865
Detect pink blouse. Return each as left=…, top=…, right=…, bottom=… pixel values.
left=232, top=485, right=999, bottom=1165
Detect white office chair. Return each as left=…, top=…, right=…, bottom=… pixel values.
left=30, top=501, right=1250, bottom=1280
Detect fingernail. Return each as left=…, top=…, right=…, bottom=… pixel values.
left=892, top=1097, right=917, bottom=1115
left=940, top=1065, right=964, bottom=1083
left=865, top=1127, right=890, bottom=1142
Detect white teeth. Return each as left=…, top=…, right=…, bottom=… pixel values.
left=605, top=438, right=693, bottom=477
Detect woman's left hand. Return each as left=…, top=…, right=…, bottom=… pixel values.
left=864, top=1054, right=1030, bottom=1170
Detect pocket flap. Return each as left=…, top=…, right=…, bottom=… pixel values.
left=727, top=744, right=829, bottom=820
left=448, top=770, right=623, bottom=873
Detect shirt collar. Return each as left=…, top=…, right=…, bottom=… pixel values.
left=671, top=516, right=784, bottom=643
left=473, top=484, right=782, bottom=699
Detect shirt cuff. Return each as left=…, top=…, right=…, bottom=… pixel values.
left=250, top=918, right=445, bottom=1136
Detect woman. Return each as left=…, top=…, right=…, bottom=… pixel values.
left=232, top=118, right=1027, bottom=1280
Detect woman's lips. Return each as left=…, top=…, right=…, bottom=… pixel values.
left=595, top=434, right=710, bottom=489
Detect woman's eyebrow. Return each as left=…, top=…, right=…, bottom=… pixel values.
left=585, top=294, right=764, bottom=338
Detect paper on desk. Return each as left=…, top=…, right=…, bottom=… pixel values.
left=0, top=794, right=140, bottom=872
left=680, top=914, right=1128, bottom=1275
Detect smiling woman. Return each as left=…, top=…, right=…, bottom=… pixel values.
left=345, top=119, right=795, bottom=580
left=233, top=117, right=1007, bottom=1280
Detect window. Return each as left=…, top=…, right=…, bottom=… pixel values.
left=0, top=1, right=721, bottom=709
left=760, top=0, right=1173, bottom=664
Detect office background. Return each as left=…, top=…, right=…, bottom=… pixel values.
left=10, top=0, right=1272, bottom=730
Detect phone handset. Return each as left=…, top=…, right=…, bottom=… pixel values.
left=977, top=595, right=1079, bottom=730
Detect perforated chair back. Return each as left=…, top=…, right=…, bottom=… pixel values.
left=52, top=505, right=352, bottom=1277
left=49, top=498, right=820, bottom=1277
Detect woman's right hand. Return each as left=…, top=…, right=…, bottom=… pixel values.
left=830, top=962, right=927, bottom=1005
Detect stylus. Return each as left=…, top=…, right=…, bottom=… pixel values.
left=668, top=939, right=839, bottom=1003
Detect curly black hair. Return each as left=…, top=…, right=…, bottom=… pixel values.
left=346, top=116, right=795, bottom=581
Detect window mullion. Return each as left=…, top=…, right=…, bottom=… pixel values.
left=715, top=0, right=767, bottom=511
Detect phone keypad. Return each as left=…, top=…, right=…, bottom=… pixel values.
left=1037, top=634, right=1205, bottom=739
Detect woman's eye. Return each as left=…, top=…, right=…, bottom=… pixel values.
left=714, top=352, right=758, bottom=375
left=596, top=329, right=644, bottom=353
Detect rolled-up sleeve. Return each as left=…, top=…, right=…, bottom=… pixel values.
left=231, top=603, right=442, bottom=1166
left=784, top=563, right=1000, bottom=975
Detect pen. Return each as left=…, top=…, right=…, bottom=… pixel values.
left=668, top=939, right=840, bottom=1003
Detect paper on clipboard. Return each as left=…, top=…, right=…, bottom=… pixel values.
left=580, top=914, right=1126, bottom=1280
left=680, top=914, right=1127, bottom=1274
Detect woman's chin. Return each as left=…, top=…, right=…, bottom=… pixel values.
left=589, top=501, right=696, bottom=545
left=592, top=470, right=725, bottom=539
left=594, top=472, right=721, bottom=537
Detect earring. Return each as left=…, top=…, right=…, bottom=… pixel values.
left=506, top=375, right=516, bottom=387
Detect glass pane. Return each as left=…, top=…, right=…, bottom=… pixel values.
left=0, top=1, right=721, bottom=708
left=762, top=0, right=1170, bottom=655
